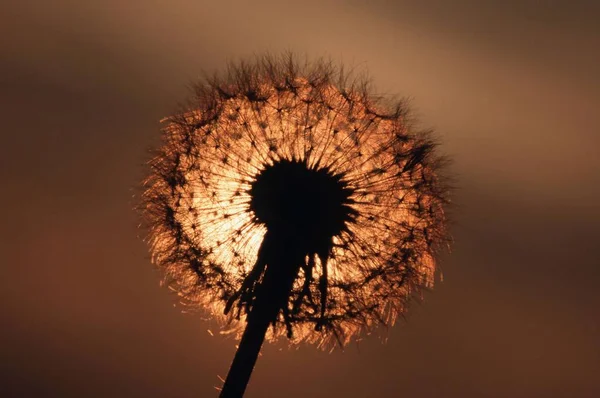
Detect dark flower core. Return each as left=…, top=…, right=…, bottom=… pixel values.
left=250, top=159, right=356, bottom=254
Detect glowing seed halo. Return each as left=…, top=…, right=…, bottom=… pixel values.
left=141, top=55, right=449, bottom=348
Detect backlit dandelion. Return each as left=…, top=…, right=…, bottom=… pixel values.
left=140, top=54, right=449, bottom=397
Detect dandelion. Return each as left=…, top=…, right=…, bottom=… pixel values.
left=140, top=54, right=449, bottom=397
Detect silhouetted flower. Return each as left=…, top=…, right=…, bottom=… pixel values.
left=141, top=55, right=449, bottom=348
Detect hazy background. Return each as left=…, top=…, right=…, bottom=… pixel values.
left=1, top=1, right=599, bottom=397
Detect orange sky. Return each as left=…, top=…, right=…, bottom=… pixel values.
left=1, top=1, right=599, bottom=397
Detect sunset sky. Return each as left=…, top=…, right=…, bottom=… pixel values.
left=1, top=1, right=599, bottom=397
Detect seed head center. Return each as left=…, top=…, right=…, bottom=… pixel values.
left=249, top=159, right=355, bottom=252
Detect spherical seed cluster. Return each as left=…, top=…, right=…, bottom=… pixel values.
left=141, top=56, right=449, bottom=347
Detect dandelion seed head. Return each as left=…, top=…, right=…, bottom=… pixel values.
left=141, top=55, right=449, bottom=347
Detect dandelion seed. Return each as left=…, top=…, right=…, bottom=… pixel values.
left=140, top=54, right=450, bottom=397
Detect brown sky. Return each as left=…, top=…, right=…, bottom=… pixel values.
left=1, top=1, right=599, bottom=397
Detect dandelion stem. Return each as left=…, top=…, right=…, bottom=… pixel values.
left=220, top=239, right=303, bottom=397
left=219, top=301, right=272, bottom=397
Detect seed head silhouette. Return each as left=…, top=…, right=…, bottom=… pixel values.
left=141, top=54, right=450, bottom=397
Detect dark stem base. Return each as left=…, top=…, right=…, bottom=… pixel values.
left=220, top=235, right=304, bottom=397
left=219, top=304, right=272, bottom=397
